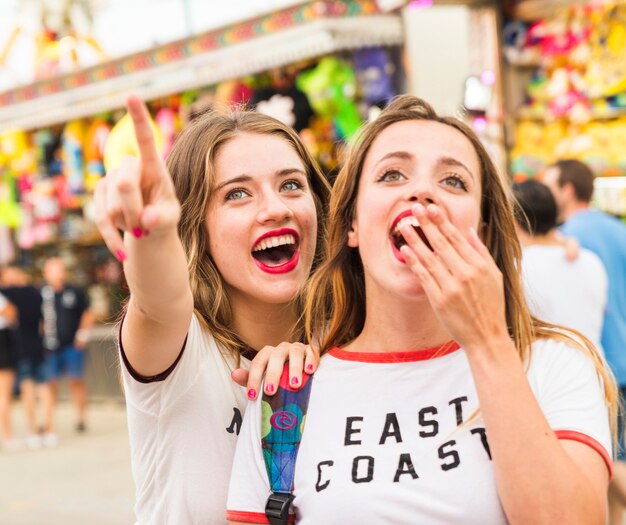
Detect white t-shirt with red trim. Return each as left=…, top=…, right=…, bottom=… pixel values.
left=226, top=338, right=611, bottom=524
left=121, top=313, right=250, bottom=525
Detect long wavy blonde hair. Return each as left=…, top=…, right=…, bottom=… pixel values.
left=305, top=95, right=617, bottom=436
left=167, top=108, right=331, bottom=363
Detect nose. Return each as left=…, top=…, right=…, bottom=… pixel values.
left=256, top=190, right=294, bottom=224
left=407, top=182, right=436, bottom=206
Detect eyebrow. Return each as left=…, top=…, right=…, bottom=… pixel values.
left=373, top=151, right=413, bottom=167
left=214, top=168, right=307, bottom=192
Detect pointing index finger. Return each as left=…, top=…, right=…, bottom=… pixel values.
left=126, top=95, right=163, bottom=177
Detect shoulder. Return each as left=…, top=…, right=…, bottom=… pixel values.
left=527, top=337, right=600, bottom=384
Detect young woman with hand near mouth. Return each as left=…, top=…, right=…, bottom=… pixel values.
left=227, top=95, right=616, bottom=525
left=94, top=96, right=330, bottom=524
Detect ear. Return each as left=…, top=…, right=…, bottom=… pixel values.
left=347, top=219, right=358, bottom=248
left=563, top=181, right=576, bottom=200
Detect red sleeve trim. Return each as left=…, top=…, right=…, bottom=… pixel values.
left=225, top=510, right=295, bottom=523
left=118, top=309, right=187, bottom=384
left=555, top=429, right=613, bottom=478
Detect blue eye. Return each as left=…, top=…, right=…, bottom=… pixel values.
left=225, top=188, right=248, bottom=201
left=281, top=180, right=303, bottom=192
left=377, top=170, right=405, bottom=183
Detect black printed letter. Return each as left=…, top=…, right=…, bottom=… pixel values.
left=393, top=453, right=419, bottom=482
left=226, top=407, right=242, bottom=435
left=352, top=456, right=375, bottom=483
left=448, top=396, right=469, bottom=425
left=345, top=416, right=364, bottom=446
left=438, top=440, right=461, bottom=471
left=471, top=427, right=492, bottom=459
left=418, top=406, right=439, bottom=437
left=379, top=413, right=403, bottom=444
left=316, top=460, right=334, bottom=492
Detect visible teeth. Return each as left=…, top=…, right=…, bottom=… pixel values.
left=393, top=216, right=420, bottom=235
left=253, top=234, right=296, bottom=252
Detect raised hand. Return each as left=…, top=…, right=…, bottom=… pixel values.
left=399, top=203, right=509, bottom=352
left=94, top=95, right=181, bottom=261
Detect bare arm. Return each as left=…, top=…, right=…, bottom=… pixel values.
left=400, top=203, right=609, bottom=524
left=466, top=339, right=607, bottom=524
left=0, top=300, right=17, bottom=326
left=95, top=96, right=193, bottom=376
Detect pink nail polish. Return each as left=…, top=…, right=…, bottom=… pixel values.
left=132, top=228, right=143, bottom=239
left=247, top=388, right=256, bottom=399
left=266, top=384, right=274, bottom=393
left=306, top=364, right=314, bottom=372
left=290, top=377, right=299, bottom=386
left=116, top=249, right=127, bottom=262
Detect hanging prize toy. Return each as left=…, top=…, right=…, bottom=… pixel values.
left=155, top=107, right=179, bottom=160
left=61, top=119, right=86, bottom=195
left=103, top=111, right=164, bottom=173
left=83, top=118, right=110, bottom=192
left=297, top=57, right=362, bottom=139
left=353, top=47, right=396, bottom=118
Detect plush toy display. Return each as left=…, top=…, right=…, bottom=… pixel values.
left=83, top=118, right=111, bottom=192
left=297, top=57, right=362, bottom=139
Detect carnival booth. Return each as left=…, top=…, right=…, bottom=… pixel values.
left=503, top=0, right=626, bottom=219
left=0, top=0, right=409, bottom=317
left=0, top=0, right=506, bottom=324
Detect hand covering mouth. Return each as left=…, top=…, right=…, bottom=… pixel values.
left=390, top=215, right=433, bottom=252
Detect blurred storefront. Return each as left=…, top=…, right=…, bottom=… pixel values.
left=0, top=0, right=503, bottom=305
left=503, top=0, right=626, bottom=219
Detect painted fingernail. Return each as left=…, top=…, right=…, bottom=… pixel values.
left=247, top=388, right=256, bottom=399
left=116, top=249, right=127, bottom=262
left=132, top=228, right=143, bottom=239
left=306, top=364, right=314, bottom=372
left=290, top=377, right=299, bottom=386
left=265, top=384, right=274, bottom=393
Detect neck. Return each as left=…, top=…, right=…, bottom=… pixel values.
left=517, top=230, right=560, bottom=247
left=229, top=294, right=299, bottom=352
left=562, top=200, right=590, bottom=222
left=347, top=290, right=452, bottom=353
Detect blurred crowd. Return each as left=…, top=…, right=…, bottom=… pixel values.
left=0, top=256, right=93, bottom=452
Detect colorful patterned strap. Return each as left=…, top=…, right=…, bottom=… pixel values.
left=261, top=363, right=314, bottom=519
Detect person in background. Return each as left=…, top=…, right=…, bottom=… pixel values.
left=543, top=159, right=626, bottom=525
left=0, top=290, right=17, bottom=451
left=0, top=265, right=49, bottom=449
left=511, top=179, right=608, bottom=352
left=41, top=256, right=95, bottom=443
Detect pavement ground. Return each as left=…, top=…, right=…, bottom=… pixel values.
left=0, top=400, right=135, bottom=525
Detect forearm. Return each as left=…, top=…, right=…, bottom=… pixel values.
left=466, top=340, right=605, bottom=525
left=123, top=228, right=193, bottom=323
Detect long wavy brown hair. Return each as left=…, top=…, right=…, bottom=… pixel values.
left=305, top=94, right=617, bottom=436
left=166, top=108, right=331, bottom=363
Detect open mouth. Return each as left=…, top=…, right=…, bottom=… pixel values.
left=390, top=214, right=433, bottom=258
left=252, top=230, right=300, bottom=274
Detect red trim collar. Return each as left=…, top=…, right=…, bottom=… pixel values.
left=328, top=341, right=461, bottom=363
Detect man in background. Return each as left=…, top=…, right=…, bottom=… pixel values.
left=41, top=257, right=94, bottom=441
left=512, top=179, right=608, bottom=351
left=543, top=159, right=626, bottom=525
left=0, top=265, right=49, bottom=449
